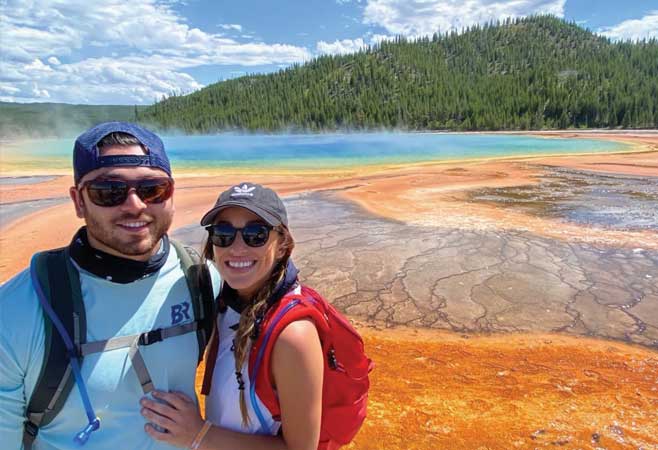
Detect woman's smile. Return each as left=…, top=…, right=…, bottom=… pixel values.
left=212, top=207, right=284, bottom=300
left=225, top=259, right=256, bottom=270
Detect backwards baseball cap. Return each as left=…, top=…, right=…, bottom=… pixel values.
left=73, top=121, right=171, bottom=184
left=200, top=182, right=288, bottom=227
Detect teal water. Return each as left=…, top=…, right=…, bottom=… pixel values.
left=1, top=133, right=630, bottom=172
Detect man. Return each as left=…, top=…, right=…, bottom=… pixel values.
left=0, top=122, right=217, bottom=449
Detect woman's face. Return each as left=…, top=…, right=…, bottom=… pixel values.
left=212, top=206, right=285, bottom=300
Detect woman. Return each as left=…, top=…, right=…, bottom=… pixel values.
left=140, top=182, right=324, bottom=450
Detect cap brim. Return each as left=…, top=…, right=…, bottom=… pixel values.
left=200, top=202, right=282, bottom=227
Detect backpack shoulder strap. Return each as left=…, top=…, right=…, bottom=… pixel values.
left=170, top=240, right=215, bottom=363
left=24, top=248, right=86, bottom=449
left=248, top=289, right=328, bottom=426
left=200, top=323, right=219, bottom=396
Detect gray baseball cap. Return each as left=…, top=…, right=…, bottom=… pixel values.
left=200, top=182, right=288, bottom=227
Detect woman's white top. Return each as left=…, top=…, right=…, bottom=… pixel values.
left=205, top=300, right=284, bottom=435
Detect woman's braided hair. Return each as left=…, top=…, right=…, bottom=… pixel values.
left=202, top=224, right=295, bottom=426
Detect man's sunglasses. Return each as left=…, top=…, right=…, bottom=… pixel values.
left=79, top=178, right=174, bottom=207
left=206, top=223, right=274, bottom=248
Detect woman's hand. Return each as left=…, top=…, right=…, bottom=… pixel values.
left=140, top=390, right=206, bottom=448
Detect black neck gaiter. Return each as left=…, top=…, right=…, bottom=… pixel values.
left=69, top=227, right=170, bottom=284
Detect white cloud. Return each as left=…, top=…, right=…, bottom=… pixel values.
left=1, top=57, right=203, bottom=104
left=31, top=83, right=50, bottom=99
left=363, top=0, right=566, bottom=37
left=369, top=33, right=396, bottom=44
left=0, top=0, right=311, bottom=104
left=219, top=24, right=243, bottom=32
left=317, top=38, right=367, bottom=55
left=0, top=84, right=22, bottom=95
left=315, top=32, right=398, bottom=56
left=25, top=59, right=54, bottom=73
left=598, top=12, right=658, bottom=41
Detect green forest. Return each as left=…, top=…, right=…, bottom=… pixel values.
left=139, top=16, right=658, bottom=133
left=0, top=102, right=143, bottom=138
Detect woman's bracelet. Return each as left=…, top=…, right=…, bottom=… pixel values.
left=189, top=420, right=212, bottom=450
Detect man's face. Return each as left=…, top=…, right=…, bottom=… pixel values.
left=69, top=145, right=175, bottom=261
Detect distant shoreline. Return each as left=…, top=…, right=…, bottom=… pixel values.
left=0, top=175, right=57, bottom=185
left=2, top=128, right=657, bottom=142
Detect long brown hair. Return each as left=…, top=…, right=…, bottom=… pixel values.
left=202, top=223, right=295, bottom=425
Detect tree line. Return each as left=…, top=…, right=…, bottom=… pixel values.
left=0, top=102, right=143, bottom=138
left=139, top=16, right=658, bottom=133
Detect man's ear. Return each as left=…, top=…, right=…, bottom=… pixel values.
left=170, top=183, right=175, bottom=213
left=69, top=186, right=85, bottom=218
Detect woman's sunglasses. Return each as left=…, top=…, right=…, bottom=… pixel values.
left=79, top=177, right=174, bottom=207
left=206, top=223, right=274, bottom=248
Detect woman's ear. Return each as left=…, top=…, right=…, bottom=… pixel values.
left=275, top=232, right=287, bottom=260
left=275, top=242, right=286, bottom=260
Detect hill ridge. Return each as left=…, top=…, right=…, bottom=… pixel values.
left=139, top=15, right=658, bottom=133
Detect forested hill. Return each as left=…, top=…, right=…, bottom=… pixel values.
left=0, top=102, right=143, bottom=138
left=140, top=16, right=658, bottom=133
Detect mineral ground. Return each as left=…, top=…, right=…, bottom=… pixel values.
left=175, top=191, right=658, bottom=349
left=3, top=134, right=658, bottom=449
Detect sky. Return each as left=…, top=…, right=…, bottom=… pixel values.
left=1, top=0, right=657, bottom=105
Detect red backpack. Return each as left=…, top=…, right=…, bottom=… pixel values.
left=204, top=285, right=373, bottom=450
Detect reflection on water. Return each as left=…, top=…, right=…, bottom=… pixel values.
left=470, top=167, right=658, bottom=231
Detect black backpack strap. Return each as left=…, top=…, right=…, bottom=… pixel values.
left=171, top=240, right=216, bottom=363
left=24, top=248, right=85, bottom=449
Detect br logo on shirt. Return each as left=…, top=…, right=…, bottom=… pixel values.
left=171, top=301, right=191, bottom=325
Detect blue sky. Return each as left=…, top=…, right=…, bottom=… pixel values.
left=1, top=0, right=656, bottom=105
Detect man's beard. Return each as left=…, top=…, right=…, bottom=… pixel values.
left=84, top=211, right=173, bottom=258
